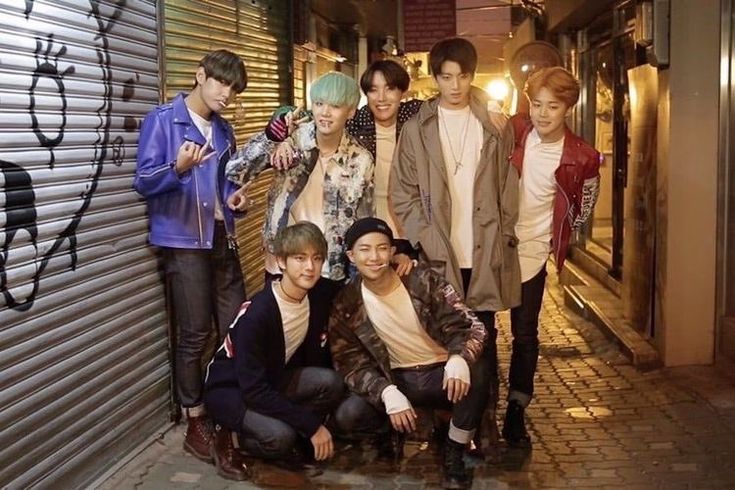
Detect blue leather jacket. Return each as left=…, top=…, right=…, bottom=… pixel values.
left=134, top=93, right=239, bottom=249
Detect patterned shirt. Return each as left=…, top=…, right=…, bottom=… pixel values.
left=226, top=122, right=375, bottom=281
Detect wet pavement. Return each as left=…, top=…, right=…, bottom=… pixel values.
left=100, top=273, right=735, bottom=489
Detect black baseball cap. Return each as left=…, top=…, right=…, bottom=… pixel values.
left=344, top=217, right=394, bottom=250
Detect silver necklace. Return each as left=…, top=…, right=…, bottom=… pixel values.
left=439, top=108, right=471, bottom=175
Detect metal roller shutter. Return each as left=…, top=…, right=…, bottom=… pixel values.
left=0, top=0, right=166, bottom=488
left=162, top=0, right=291, bottom=296
left=293, top=44, right=308, bottom=107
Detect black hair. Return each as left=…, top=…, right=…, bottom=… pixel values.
left=429, top=38, right=478, bottom=76
left=359, top=59, right=410, bottom=95
left=195, top=49, right=248, bottom=93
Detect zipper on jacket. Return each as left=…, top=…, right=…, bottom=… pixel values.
left=554, top=181, right=572, bottom=262
left=193, top=167, right=204, bottom=246
left=214, top=148, right=238, bottom=250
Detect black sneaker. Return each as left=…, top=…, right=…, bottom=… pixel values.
left=442, top=439, right=470, bottom=489
left=502, top=400, right=531, bottom=448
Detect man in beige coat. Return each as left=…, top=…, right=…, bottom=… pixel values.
left=389, top=37, right=521, bottom=455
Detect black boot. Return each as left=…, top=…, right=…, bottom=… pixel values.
left=376, top=431, right=404, bottom=464
left=442, top=438, right=469, bottom=489
left=502, top=400, right=531, bottom=447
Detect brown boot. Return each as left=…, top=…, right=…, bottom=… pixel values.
left=183, top=415, right=214, bottom=463
left=211, top=424, right=250, bottom=481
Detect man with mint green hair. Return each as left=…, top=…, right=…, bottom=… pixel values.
left=226, top=71, right=374, bottom=281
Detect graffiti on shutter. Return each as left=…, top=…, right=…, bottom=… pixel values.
left=1, top=0, right=150, bottom=311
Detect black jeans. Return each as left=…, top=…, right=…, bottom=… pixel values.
left=461, top=269, right=498, bottom=404
left=333, top=393, right=389, bottom=437
left=163, top=222, right=246, bottom=409
left=508, top=265, right=547, bottom=406
left=239, top=367, right=344, bottom=459
left=334, top=356, right=492, bottom=444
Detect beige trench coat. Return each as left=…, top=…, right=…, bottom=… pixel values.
left=389, top=88, right=521, bottom=312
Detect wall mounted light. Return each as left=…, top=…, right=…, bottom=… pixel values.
left=486, top=78, right=510, bottom=101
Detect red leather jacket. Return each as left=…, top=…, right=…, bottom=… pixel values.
left=509, top=114, right=601, bottom=269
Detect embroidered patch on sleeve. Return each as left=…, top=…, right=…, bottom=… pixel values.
left=442, top=283, right=476, bottom=319
left=441, top=284, right=461, bottom=304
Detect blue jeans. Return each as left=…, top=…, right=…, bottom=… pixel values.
left=508, top=265, right=547, bottom=406
left=239, top=367, right=344, bottom=459
left=163, top=222, right=245, bottom=409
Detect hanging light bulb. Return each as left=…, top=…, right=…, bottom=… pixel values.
left=508, top=0, right=514, bottom=38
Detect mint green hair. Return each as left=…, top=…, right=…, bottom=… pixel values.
left=310, top=71, right=360, bottom=109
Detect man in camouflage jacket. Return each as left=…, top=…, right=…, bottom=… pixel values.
left=329, top=217, right=491, bottom=489
left=329, top=265, right=488, bottom=407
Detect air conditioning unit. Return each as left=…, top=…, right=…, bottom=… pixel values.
left=634, top=1, right=653, bottom=46
left=635, top=0, right=670, bottom=68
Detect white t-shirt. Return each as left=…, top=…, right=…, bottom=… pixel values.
left=516, top=129, right=564, bottom=282
left=272, top=281, right=310, bottom=364
left=438, top=106, right=483, bottom=268
left=374, top=123, right=401, bottom=236
left=289, top=155, right=327, bottom=232
left=362, top=282, right=448, bottom=369
left=286, top=156, right=329, bottom=276
left=188, top=108, right=224, bottom=221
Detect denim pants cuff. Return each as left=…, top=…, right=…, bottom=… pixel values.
left=448, top=420, right=475, bottom=444
left=508, top=390, right=531, bottom=408
left=183, top=404, right=207, bottom=418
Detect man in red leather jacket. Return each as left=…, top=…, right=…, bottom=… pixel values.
left=504, top=67, right=601, bottom=446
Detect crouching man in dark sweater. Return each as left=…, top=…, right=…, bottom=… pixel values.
left=204, top=222, right=344, bottom=479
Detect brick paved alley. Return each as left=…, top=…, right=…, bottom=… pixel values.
left=100, top=273, right=735, bottom=489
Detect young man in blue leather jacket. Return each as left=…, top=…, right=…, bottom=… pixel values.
left=134, top=49, right=249, bottom=479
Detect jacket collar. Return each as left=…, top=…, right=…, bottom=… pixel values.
left=415, top=86, right=498, bottom=184
left=339, top=275, right=394, bottom=377
left=560, top=126, right=587, bottom=166
left=171, top=92, right=231, bottom=154
left=416, top=87, right=499, bottom=134
left=512, top=116, right=582, bottom=174
left=263, top=283, right=286, bottom=358
left=296, top=121, right=355, bottom=165
left=352, top=99, right=421, bottom=128
left=171, top=92, right=191, bottom=126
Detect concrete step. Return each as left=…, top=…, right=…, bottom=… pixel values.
left=561, top=260, right=661, bottom=370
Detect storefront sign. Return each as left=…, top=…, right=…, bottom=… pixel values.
left=403, top=0, right=457, bottom=53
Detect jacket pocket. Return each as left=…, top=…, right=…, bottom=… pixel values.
left=417, top=226, right=448, bottom=262
left=500, top=235, right=521, bottom=308
left=490, top=235, right=503, bottom=269
left=475, top=207, right=493, bottom=226
left=501, top=234, right=519, bottom=270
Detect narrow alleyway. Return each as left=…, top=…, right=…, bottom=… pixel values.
left=100, top=273, right=735, bottom=489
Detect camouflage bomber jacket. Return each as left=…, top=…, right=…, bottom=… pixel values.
left=328, top=263, right=488, bottom=408
left=225, top=122, right=375, bottom=281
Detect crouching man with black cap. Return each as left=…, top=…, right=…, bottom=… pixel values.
left=329, top=218, right=491, bottom=489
